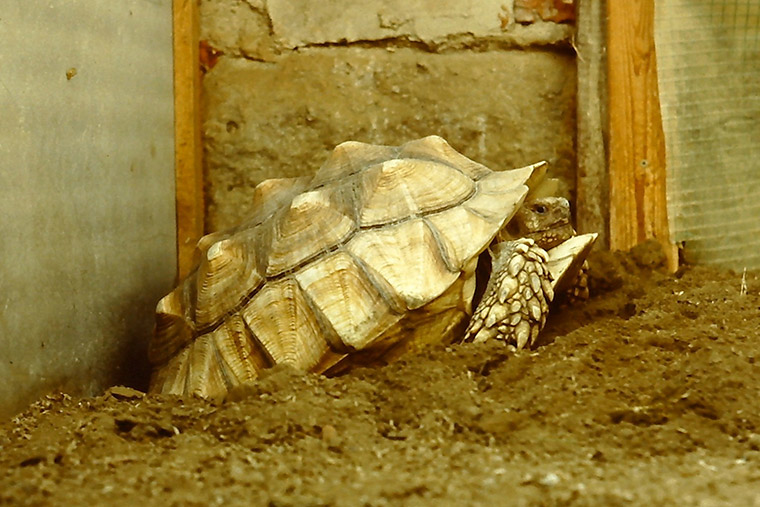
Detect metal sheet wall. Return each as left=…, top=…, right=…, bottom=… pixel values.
left=0, top=1, right=175, bottom=417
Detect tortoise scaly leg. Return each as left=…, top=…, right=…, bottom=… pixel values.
left=464, top=238, right=553, bottom=349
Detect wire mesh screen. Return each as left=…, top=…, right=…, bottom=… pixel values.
left=655, top=0, right=760, bottom=268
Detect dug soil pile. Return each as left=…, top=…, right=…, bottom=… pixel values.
left=2, top=242, right=759, bottom=506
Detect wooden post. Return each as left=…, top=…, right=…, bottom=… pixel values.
left=607, top=0, right=678, bottom=271
left=575, top=0, right=608, bottom=248
left=173, top=0, right=204, bottom=280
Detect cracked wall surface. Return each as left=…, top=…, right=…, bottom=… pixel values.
left=200, top=0, right=577, bottom=231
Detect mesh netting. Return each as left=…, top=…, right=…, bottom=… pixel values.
left=655, top=0, right=760, bottom=267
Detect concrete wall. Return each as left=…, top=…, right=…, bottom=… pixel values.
left=200, top=0, right=578, bottom=231
left=0, top=2, right=176, bottom=417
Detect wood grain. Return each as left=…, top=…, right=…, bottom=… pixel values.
left=173, top=0, right=204, bottom=279
left=607, top=0, right=678, bottom=271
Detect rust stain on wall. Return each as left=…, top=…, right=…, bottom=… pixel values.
left=514, top=0, right=575, bottom=24
left=199, top=40, right=223, bottom=73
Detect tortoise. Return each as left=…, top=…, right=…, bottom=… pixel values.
left=149, top=136, right=597, bottom=397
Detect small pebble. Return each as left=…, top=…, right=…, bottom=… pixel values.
left=538, top=472, right=561, bottom=487
left=322, top=424, right=341, bottom=448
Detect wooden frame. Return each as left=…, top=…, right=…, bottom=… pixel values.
left=173, top=0, right=204, bottom=279
left=605, top=0, right=678, bottom=270
left=174, top=0, right=679, bottom=274
left=575, top=0, right=607, bottom=247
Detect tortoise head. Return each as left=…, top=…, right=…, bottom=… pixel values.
left=509, top=197, right=575, bottom=250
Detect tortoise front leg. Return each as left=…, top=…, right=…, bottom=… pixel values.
left=464, top=238, right=553, bottom=349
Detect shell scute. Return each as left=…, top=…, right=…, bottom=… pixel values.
left=294, top=250, right=403, bottom=350
left=358, top=158, right=474, bottom=226
left=264, top=187, right=357, bottom=277
left=239, top=277, right=331, bottom=370
left=346, top=219, right=459, bottom=311
left=149, top=277, right=196, bottom=366
left=194, top=235, right=264, bottom=328
left=185, top=333, right=229, bottom=398
left=212, top=314, right=267, bottom=385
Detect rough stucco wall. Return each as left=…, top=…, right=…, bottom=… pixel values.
left=200, top=0, right=577, bottom=231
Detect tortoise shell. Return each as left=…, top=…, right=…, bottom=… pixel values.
left=149, top=136, right=547, bottom=397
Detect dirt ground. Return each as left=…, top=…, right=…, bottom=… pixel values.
left=2, top=242, right=760, bottom=506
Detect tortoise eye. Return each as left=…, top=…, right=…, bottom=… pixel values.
left=533, top=204, right=547, bottom=214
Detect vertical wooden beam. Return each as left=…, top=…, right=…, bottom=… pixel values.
left=607, top=0, right=678, bottom=270
left=173, top=0, right=204, bottom=279
left=575, top=0, right=608, bottom=247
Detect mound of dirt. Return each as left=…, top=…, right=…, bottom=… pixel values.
left=2, top=242, right=760, bottom=505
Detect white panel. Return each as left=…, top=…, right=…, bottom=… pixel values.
left=0, top=0, right=175, bottom=416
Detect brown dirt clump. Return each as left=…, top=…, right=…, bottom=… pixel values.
left=2, top=241, right=760, bottom=506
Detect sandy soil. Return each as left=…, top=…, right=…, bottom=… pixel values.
left=2, top=242, right=760, bottom=506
